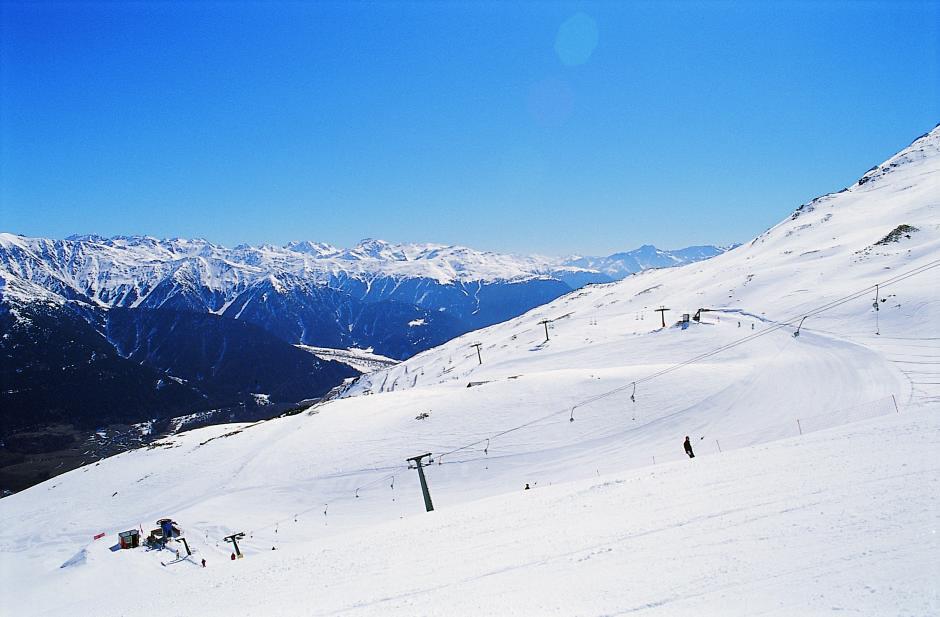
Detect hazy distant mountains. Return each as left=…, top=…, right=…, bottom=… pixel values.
left=563, top=244, right=731, bottom=279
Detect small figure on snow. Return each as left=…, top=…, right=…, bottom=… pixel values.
left=683, top=436, right=695, bottom=459
left=202, top=558, right=207, bottom=568
left=231, top=553, right=236, bottom=561
left=524, top=483, right=531, bottom=490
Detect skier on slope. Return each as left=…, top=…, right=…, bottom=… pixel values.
left=683, top=436, right=695, bottom=459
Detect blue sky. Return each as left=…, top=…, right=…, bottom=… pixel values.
left=1, top=1, right=938, bottom=255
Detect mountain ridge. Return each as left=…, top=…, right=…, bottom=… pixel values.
left=0, top=235, right=728, bottom=357
left=0, top=233, right=728, bottom=296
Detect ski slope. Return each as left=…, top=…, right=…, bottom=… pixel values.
left=7, top=410, right=938, bottom=616
left=1, top=125, right=938, bottom=615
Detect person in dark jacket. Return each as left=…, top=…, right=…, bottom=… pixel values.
left=683, top=436, right=695, bottom=458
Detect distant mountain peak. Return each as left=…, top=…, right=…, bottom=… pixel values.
left=65, top=233, right=107, bottom=242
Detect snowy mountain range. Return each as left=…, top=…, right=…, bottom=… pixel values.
left=0, top=234, right=727, bottom=368
left=0, top=233, right=727, bottom=312
left=0, top=231, right=725, bottom=487
left=1, top=123, right=936, bottom=616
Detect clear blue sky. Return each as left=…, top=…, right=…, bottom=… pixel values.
left=1, top=1, right=938, bottom=255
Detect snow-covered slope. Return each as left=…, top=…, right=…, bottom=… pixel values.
left=295, top=345, right=398, bottom=373
left=0, top=124, right=938, bottom=616
left=350, top=124, right=940, bottom=405
left=5, top=411, right=936, bottom=616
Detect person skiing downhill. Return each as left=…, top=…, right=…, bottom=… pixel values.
left=683, top=436, right=695, bottom=458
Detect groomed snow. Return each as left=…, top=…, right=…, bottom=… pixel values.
left=2, top=411, right=937, bottom=616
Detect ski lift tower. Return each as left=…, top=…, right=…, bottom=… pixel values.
left=655, top=306, right=670, bottom=328
left=470, top=343, right=483, bottom=365
left=224, top=532, right=246, bottom=559
left=406, top=453, right=435, bottom=512
left=538, top=319, right=551, bottom=342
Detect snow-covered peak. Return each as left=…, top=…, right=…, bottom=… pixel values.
left=284, top=240, right=341, bottom=257
left=854, top=122, right=940, bottom=189
left=346, top=238, right=405, bottom=260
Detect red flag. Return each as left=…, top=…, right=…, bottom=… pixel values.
left=93, top=532, right=105, bottom=540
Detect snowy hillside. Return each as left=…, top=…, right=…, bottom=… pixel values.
left=350, top=123, right=940, bottom=403
left=0, top=124, right=937, bottom=616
